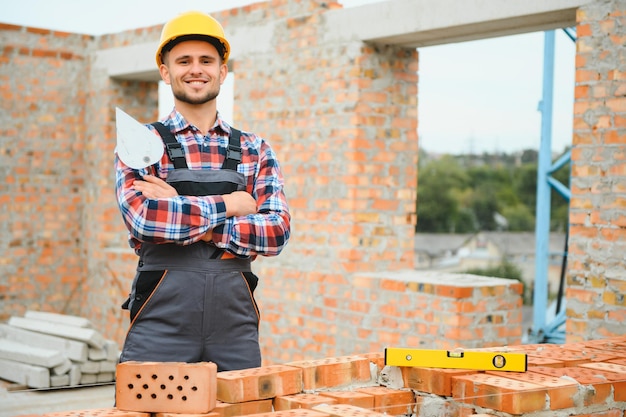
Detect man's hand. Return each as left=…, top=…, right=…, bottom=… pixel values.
left=223, top=191, right=257, bottom=217
left=133, top=175, right=178, bottom=199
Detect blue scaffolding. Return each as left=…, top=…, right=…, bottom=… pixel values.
left=527, top=28, right=576, bottom=344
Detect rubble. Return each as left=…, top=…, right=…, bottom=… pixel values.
left=0, top=311, right=119, bottom=389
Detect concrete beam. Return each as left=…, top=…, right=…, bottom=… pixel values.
left=0, top=323, right=88, bottom=362
left=326, top=0, right=589, bottom=47
left=8, top=317, right=105, bottom=349
left=97, top=0, right=588, bottom=81
left=24, top=310, right=93, bottom=329
left=0, top=339, right=66, bottom=368
left=94, top=22, right=274, bottom=82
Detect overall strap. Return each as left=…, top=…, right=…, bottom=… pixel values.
left=151, top=122, right=187, bottom=169
left=151, top=122, right=242, bottom=171
left=223, top=128, right=242, bottom=171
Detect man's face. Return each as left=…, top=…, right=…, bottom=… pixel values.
left=159, top=40, right=227, bottom=106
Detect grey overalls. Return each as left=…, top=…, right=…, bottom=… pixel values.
left=119, top=123, right=261, bottom=371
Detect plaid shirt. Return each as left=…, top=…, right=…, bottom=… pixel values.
left=115, top=109, right=291, bottom=258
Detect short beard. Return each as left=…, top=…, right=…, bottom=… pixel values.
left=173, top=87, right=220, bottom=105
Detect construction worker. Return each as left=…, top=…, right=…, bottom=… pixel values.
left=114, top=11, right=291, bottom=371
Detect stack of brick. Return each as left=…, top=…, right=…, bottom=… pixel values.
left=23, top=335, right=626, bottom=417
left=0, top=311, right=119, bottom=389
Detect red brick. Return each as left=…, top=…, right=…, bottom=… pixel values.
left=212, top=399, right=273, bottom=417
left=216, top=365, right=302, bottom=403
left=452, top=373, right=546, bottom=414
left=355, top=386, right=417, bottom=415
left=402, top=366, right=477, bottom=396
left=317, top=391, right=374, bottom=409
left=286, top=357, right=367, bottom=391
left=529, top=366, right=613, bottom=405
left=115, top=361, right=217, bottom=414
left=274, top=393, right=338, bottom=411
left=313, top=404, right=388, bottom=417
left=246, top=409, right=330, bottom=417
left=42, top=410, right=149, bottom=417
left=486, top=371, right=578, bottom=409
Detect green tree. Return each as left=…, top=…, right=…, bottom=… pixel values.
left=416, top=155, right=470, bottom=233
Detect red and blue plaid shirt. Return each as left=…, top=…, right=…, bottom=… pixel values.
left=115, top=109, right=291, bottom=258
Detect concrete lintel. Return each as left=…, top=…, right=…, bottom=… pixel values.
left=326, top=0, right=589, bottom=48
left=94, top=41, right=161, bottom=82
left=95, top=22, right=274, bottom=82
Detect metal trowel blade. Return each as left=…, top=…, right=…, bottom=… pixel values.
left=115, top=107, right=164, bottom=169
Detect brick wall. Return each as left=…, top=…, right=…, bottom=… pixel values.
left=0, top=24, right=92, bottom=321
left=0, top=0, right=625, bottom=367
left=567, top=0, right=626, bottom=341
left=222, top=1, right=419, bottom=361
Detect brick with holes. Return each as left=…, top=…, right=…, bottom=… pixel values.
left=42, top=409, right=150, bottom=417
left=116, top=361, right=217, bottom=414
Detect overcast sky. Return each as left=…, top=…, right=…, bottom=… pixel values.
left=3, top=0, right=576, bottom=155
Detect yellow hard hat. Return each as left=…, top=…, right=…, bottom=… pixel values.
left=156, top=11, right=231, bottom=67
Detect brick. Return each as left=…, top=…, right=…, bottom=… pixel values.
left=486, top=371, right=578, bottom=409
left=244, top=409, right=330, bottom=417
left=452, top=373, right=546, bottom=414
left=355, top=386, right=417, bottom=415
left=274, top=393, right=338, bottom=411
left=286, top=357, right=357, bottom=390
left=212, top=400, right=273, bottom=417
left=42, top=409, right=149, bottom=417
left=317, top=391, right=374, bottom=409
left=402, top=366, right=477, bottom=396
left=313, top=404, right=388, bottom=417
left=155, top=412, right=219, bottom=417
left=116, top=361, right=217, bottom=414
left=529, top=366, right=613, bottom=405
left=577, top=362, right=626, bottom=400
left=216, top=364, right=302, bottom=403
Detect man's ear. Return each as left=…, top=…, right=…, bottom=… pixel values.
left=159, top=64, right=171, bottom=85
left=219, top=63, right=228, bottom=85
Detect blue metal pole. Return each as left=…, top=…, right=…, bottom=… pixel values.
left=531, top=30, right=556, bottom=342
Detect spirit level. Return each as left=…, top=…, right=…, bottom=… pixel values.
left=385, top=347, right=527, bottom=372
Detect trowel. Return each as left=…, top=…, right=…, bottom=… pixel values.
left=115, top=107, right=164, bottom=169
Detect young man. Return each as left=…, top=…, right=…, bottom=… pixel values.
left=114, top=11, right=291, bottom=371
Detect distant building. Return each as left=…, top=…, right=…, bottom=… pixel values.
left=414, top=231, right=567, bottom=298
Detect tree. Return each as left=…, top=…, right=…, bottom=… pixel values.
left=416, top=155, right=470, bottom=233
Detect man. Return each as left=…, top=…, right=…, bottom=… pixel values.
left=114, top=10, right=291, bottom=371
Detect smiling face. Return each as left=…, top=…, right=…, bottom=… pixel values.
left=159, top=40, right=227, bottom=107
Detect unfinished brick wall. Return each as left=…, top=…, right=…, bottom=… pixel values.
left=567, top=0, right=626, bottom=341
left=221, top=0, right=418, bottom=362
left=0, top=24, right=92, bottom=321
left=1, top=0, right=625, bottom=366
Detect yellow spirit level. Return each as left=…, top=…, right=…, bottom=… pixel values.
left=385, top=348, right=527, bottom=372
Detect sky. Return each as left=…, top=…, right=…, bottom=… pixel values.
left=2, top=0, right=576, bottom=155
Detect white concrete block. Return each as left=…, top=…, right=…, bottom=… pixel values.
left=98, top=360, right=117, bottom=373
left=0, top=338, right=65, bottom=368
left=96, top=372, right=115, bottom=383
left=80, top=373, right=97, bottom=385
left=24, top=310, right=93, bottom=328
left=52, top=358, right=73, bottom=376
left=0, top=358, right=50, bottom=389
left=8, top=316, right=105, bottom=349
left=50, top=373, right=71, bottom=387
left=103, top=339, right=120, bottom=361
left=88, top=347, right=107, bottom=361
left=80, top=360, right=100, bottom=374
left=0, top=323, right=88, bottom=362
left=69, top=364, right=82, bottom=386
